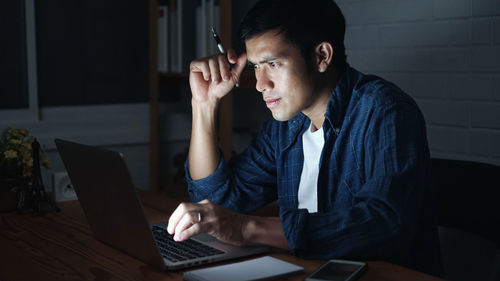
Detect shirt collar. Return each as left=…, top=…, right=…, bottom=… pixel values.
left=324, top=65, right=358, bottom=134
left=286, top=112, right=308, bottom=146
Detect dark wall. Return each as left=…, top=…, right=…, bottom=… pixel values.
left=231, top=0, right=258, bottom=54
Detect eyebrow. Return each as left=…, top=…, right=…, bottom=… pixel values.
left=247, top=56, right=280, bottom=66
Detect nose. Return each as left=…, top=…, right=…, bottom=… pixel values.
left=255, top=69, right=274, bottom=93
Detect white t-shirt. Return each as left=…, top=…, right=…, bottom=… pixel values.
left=297, top=123, right=325, bottom=213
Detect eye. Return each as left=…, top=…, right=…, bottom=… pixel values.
left=250, top=63, right=259, bottom=70
left=269, top=62, right=279, bottom=68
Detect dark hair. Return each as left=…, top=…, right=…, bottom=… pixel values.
left=239, top=0, right=347, bottom=72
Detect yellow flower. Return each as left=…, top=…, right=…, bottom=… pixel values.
left=1, top=128, right=50, bottom=178
left=19, top=146, right=28, bottom=155
left=9, top=139, right=22, bottom=146
left=22, top=151, right=31, bottom=160
left=7, top=129, right=21, bottom=138
left=22, top=140, right=32, bottom=149
left=24, top=158, right=33, bottom=167
left=4, top=150, right=18, bottom=159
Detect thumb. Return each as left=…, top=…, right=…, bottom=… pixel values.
left=231, top=52, right=247, bottom=80
left=227, top=48, right=238, bottom=64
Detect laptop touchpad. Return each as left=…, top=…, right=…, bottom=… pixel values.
left=193, top=233, right=218, bottom=242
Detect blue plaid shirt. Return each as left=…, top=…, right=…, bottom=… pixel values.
left=186, top=66, right=443, bottom=277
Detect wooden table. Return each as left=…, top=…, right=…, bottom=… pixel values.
left=0, top=191, right=444, bottom=281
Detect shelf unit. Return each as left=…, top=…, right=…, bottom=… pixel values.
left=148, top=0, right=254, bottom=191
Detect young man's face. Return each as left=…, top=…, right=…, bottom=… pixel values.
left=246, top=30, right=321, bottom=122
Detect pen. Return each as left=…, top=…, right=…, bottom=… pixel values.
left=211, top=26, right=239, bottom=87
left=211, top=26, right=226, bottom=54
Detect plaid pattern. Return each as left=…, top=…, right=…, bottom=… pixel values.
left=186, top=66, right=443, bottom=277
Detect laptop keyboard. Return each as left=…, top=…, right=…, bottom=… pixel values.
left=152, top=226, right=225, bottom=262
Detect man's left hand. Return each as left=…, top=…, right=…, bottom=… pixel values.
left=167, top=199, right=248, bottom=245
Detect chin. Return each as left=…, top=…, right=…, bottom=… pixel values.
left=272, top=116, right=288, bottom=122
left=271, top=110, right=297, bottom=122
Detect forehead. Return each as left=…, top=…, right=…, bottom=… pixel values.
left=245, top=30, right=298, bottom=63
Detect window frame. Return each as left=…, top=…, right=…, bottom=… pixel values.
left=0, top=0, right=149, bottom=149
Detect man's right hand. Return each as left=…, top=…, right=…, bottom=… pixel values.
left=189, top=49, right=247, bottom=105
left=187, top=50, right=246, bottom=180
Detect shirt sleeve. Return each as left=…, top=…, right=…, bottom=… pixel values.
left=185, top=120, right=279, bottom=213
left=281, top=100, right=431, bottom=261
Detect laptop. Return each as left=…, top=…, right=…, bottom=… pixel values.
left=55, top=138, right=268, bottom=270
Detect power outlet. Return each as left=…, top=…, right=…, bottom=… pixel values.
left=53, top=172, right=78, bottom=202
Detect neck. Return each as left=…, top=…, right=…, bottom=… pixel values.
left=304, top=68, right=340, bottom=132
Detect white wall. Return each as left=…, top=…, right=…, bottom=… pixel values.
left=0, top=103, right=192, bottom=193
left=337, top=0, right=500, bottom=166
left=1, top=104, right=151, bottom=191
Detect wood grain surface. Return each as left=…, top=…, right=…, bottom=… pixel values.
left=0, top=192, right=444, bottom=281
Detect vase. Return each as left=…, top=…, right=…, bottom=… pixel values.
left=0, top=178, right=30, bottom=213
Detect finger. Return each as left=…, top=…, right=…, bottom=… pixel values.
left=167, top=202, right=193, bottom=234
left=199, top=199, right=210, bottom=204
left=231, top=53, right=248, bottom=80
left=227, top=49, right=238, bottom=64
left=173, top=211, right=200, bottom=241
left=208, top=58, right=221, bottom=84
left=178, top=222, right=203, bottom=241
left=190, top=60, right=211, bottom=81
left=218, top=55, right=231, bottom=81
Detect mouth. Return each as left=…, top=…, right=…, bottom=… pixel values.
left=264, top=97, right=281, bottom=108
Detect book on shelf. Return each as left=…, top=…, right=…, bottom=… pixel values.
left=158, top=0, right=219, bottom=74
left=195, top=0, right=207, bottom=59
left=157, top=5, right=168, bottom=72
left=196, top=0, right=220, bottom=58
left=213, top=1, right=220, bottom=54
left=179, top=0, right=197, bottom=72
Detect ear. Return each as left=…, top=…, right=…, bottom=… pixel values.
left=314, top=42, right=334, bottom=73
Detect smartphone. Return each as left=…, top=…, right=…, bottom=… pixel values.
left=305, top=259, right=368, bottom=281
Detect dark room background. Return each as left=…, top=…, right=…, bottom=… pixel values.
left=1, top=0, right=499, bottom=192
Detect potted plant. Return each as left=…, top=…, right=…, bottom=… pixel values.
left=0, top=128, right=51, bottom=212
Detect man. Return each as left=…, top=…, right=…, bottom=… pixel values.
left=167, top=0, right=443, bottom=276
